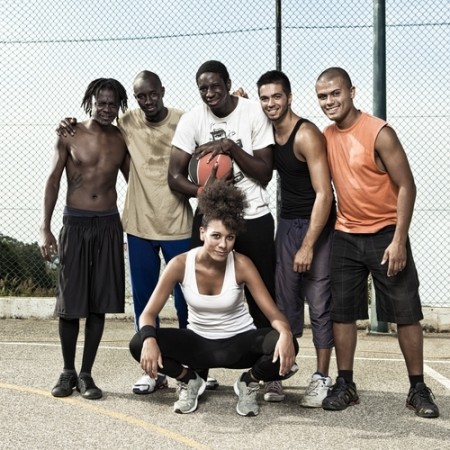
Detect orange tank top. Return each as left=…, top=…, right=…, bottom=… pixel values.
left=324, top=112, right=398, bottom=233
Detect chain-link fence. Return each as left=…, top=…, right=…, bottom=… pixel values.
left=1, top=1, right=449, bottom=306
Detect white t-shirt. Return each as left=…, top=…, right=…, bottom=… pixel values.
left=171, top=97, right=274, bottom=219
left=181, top=248, right=256, bottom=339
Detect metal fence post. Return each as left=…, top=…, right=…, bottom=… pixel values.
left=371, top=0, right=389, bottom=333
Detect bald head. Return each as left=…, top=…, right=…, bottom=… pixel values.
left=133, top=70, right=162, bottom=89
left=316, top=67, right=353, bottom=89
left=132, top=70, right=166, bottom=122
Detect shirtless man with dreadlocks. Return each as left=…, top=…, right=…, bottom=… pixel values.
left=40, top=78, right=130, bottom=400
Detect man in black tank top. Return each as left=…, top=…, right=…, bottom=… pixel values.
left=257, top=71, right=335, bottom=407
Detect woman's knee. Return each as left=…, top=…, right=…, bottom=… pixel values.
left=129, top=332, right=142, bottom=362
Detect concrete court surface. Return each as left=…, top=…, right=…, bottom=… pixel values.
left=0, top=318, right=449, bottom=450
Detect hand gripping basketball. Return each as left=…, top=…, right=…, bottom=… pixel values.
left=188, top=153, right=233, bottom=187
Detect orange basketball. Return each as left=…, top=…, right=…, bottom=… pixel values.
left=188, top=153, right=233, bottom=187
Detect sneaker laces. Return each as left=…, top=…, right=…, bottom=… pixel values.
left=266, top=380, right=283, bottom=395
left=330, top=379, right=349, bottom=396
left=243, top=383, right=260, bottom=397
left=304, top=377, right=323, bottom=396
left=59, top=372, right=76, bottom=384
left=176, top=381, right=187, bottom=396
left=414, top=384, right=435, bottom=401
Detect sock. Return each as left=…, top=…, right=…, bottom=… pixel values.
left=80, top=313, right=105, bottom=374
left=178, top=369, right=197, bottom=384
left=313, top=371, right=326, bottom=378
left=241, top=371, right=256, bottom=385
left=338, top=370, right=353, bottom=384
left=409, top=374, right=424, bottom=388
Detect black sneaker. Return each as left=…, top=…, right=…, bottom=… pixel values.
left=77, top=375, right=103, bottom=400
left=322, top=377, right=359, bottom=411
left=51, top=372, right=78, bottom=397
left=406, top=382, right=439, bottom=418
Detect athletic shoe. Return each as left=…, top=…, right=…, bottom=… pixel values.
left=234, top=374, right=260, bottom=416
left=263, top=380, right=285, bottom=402
left=173, top=373, right=206, bottom=414
left=300, top=373, right=333, bottom=408
left=51, top=371, right=78, bottom=397
left=322, top=377, right=359, bottom=411
left=77, top=374, right=103, bottom=400
left=206, top=376, right=219, bottom=390
left=406, top=382, right=439, bottom=418
left=132, top=373, right=168, bottom=395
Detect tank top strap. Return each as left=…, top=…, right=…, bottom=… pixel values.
left=223, top=251, right=236, bottom=286
left=284, top=118, right=310, bottom=149
left=182, top=248, right=197, bottom=288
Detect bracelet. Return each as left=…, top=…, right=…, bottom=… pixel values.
left=140, top=325, right=157, bottom=343
left=197, top=186, right=204, bottom=197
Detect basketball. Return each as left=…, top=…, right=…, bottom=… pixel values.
left=188, top=153, right=233, bottom=186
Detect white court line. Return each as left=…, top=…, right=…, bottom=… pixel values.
left=2, top=341, right=450, bottom=389
left=2, top=341, right=450, bottom=366
left=424, top=364, right=450, bottom=390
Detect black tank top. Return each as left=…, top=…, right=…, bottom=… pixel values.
left=274, top=118, right=316, bottom=219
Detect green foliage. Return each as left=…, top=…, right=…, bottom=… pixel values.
left=0, top=234, right=56, bottom=296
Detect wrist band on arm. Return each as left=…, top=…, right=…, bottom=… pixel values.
left=140, top=325, right=157, bottom=343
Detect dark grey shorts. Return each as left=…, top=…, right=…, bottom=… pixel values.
left=331, top=226, right=423, bottom=324
left=275, top=217, right=333, bottom=347
left=55, top=213, right=125, bottom=319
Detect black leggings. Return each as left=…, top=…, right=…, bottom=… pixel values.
left=129, top=328, right=299, bottom=381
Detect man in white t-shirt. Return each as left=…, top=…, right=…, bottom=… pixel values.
left=169, top=60, right=276, bottom=329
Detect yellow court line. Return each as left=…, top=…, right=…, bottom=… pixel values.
left=0, top=383, right=211, bottom=450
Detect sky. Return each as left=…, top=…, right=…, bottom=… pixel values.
left=1, top=0, right=449, bottom=305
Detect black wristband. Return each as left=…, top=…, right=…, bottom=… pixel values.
left=140, top=325, right=157, bottom=343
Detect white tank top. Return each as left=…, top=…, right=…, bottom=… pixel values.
left=181, top=248, right=256, bottom=339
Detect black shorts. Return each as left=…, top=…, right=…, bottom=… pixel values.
left=330, top=226, right=423, bottom=324
left=55, top=213, right=125, bottom=319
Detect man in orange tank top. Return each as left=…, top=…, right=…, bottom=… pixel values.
left=314, top=67, right=439, bottom=418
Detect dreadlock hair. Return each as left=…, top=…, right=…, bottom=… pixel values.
left=257, top=70, right=292, bottom=95
left=195, top=60, right=230, bottom=85
left=198, top=180, right=248, bottom=235
left=316, top=67, right=353, bottom=89
left=80, top=78, right=128, bottom=117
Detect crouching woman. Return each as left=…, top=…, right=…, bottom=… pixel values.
left=129, top=180, right=299, bottom=416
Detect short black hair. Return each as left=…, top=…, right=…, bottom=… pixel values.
left=316, top=67, right=353, bottom=88
left=80, top=78, right=128, bottom=116
left=257, top=70, right=292, bottom=95
left=196, top=60, right=230, bottom=85
left=198, top=181, right=247, bottom=235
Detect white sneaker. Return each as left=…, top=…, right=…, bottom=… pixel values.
left=132, top=373, right=168, bottom=395
left=206, top=376, right=219, bottom=390
left=173, top=373, right=206, bottom=414
left=300, top=373, right=332, bottom=408
left=234, top=374, right=260, bottom=416
left=264, top=380, right=285, bottom=402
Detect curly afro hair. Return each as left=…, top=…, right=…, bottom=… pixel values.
left=198, top=181, right=248, bottom=235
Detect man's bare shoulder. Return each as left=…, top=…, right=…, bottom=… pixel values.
left=294, top=119, right=326, bottom=160
left=297, top=119, right=322, bottom=136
